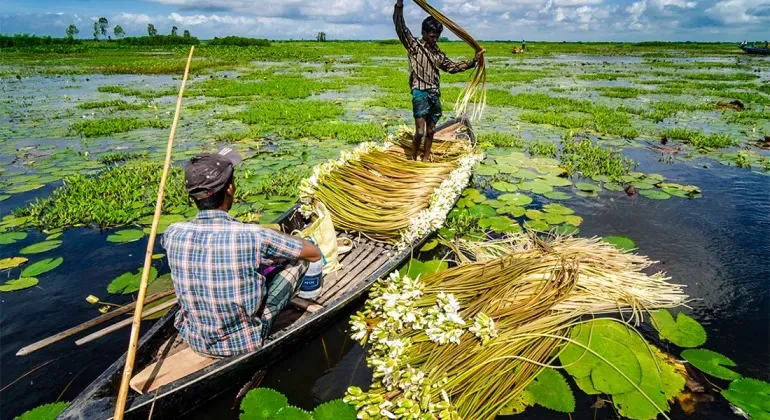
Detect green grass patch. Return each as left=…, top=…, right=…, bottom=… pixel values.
left=277, top=120, right=387, bottom=143
left=76, top=99, right=146, bottom=111
left=520, top=112, right=591, bottom=129
left=477, top=132, right=525, bottom=148
left=192, top=75, right=344, bottom=100
left=98, top=151, right=150, bottom=165
left=577, top=73, right=635, bottom=81
left=661, top=127, right=736, bottom=149
left=596, top=87, right=649, bottom=99
left=97, top=85, right=176, bottom=99
left=683, top=72, right=759, bottom=81
left=70, top=117, right=169, bottom=137
left=231, top=100, right=344, bottom=128
left=525, top=140, right=558, bottom=158
left=560, top=137, right=637, bottom=181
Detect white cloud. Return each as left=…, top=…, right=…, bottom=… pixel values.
left=706, top=0, right=770, bottom=24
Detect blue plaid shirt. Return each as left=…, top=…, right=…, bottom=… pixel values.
left=161, top=210, right=303, bottom=356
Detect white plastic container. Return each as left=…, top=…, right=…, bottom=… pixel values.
left=298, top=259, right=324, bottom=299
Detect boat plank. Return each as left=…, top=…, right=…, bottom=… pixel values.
left=333, top=252, right=392, bottom=298
left=130, top=347, right=217, bottom=394
left=320, top=242, right=371, bottom=294
left=319, top=246, right=384, bottom=304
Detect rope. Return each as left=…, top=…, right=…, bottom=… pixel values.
left=412, top=0, right=487, bottom=121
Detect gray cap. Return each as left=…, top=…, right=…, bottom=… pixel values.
left=184, top=146, right=242, bottom=200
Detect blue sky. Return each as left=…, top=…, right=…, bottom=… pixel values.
left=0, top=0, right=768, bottom=41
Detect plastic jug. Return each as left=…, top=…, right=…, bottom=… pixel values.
left=298, top=259, right=324, bottom=299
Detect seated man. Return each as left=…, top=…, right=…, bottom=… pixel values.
left=161, top=147, right=321, bottom=357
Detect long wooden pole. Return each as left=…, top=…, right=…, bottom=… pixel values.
left=113, top=45, right=194, bottom=420
left=75, top=298, right=179, bottom=346
left=15, top=289, right=175, bottom=356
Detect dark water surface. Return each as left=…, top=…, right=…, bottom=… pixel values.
left=1, top=146, right=769, bottom=419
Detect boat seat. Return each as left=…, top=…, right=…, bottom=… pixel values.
left=289, top=296, right=323, bottom=313
left=130, top=344, right=217, bottom=394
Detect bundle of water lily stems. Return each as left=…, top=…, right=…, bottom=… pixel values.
left=299, top=138, right=482, bottom=248
left=345, top=233, right=688, bottom=419
left=413, top=0, right=487, bottom=121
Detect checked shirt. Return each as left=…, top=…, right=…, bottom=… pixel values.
left=161, top=210, right=304, bottom=357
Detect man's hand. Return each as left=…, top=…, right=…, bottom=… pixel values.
left=474, top=48, right=486, bottom=62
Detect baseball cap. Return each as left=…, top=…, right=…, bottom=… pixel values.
left=184, top=146, right=242, bottom=200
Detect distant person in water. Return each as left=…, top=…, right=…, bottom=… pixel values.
left=161, top=147, right=321, bottom=357
left=393, top=0, right=484, bottom=162
left=522, top=40, right=526, bottom=51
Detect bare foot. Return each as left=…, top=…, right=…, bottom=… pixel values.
left=421, top=153, right=433, bottom=163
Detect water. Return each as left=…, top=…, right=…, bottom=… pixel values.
left=1, top=53, right=769, bottom=418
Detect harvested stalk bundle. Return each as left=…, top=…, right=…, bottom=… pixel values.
left=345, top=233, right=688, bottom=419
left=300, top=140, right=482, bottom=249
left=395, top=127, right=473, bottom=163
left=413, top=0, right=487, bottom=121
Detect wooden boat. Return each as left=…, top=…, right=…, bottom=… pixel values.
left=740, top=45, right=770, bottom=55
left=58, top=117, right=476, bottom=420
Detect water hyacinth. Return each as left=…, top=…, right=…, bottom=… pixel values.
left=345, top=232, right=689, bottom=419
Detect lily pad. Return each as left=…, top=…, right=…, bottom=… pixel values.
left=5, top=184, right=44, bottom=194
left=575, top=182, right=601, bottom=192
left=603, top=182, right=626, bottom=192
left=141, top=214, right=186, bottom=234
left=240, top=388, right=288, bottom=419
left=21, top=257, right=63, bottom=277
left=525, top=209, right=544, bottom=220
left=554, top=225, right=580, bottom=235
left=497, top=205, right=526, bottom=217
left=540, top=176, right=572, bottom=187
left=16, top=402, right=68, bottom=420
left=107, top=267, right=159, bottom=294
left=475, top=165, right=499, bottom=176
left=543, top=191, right=571, bottom=200
left=681, top=348, right=741, bottom=380
left=312, top=399, right=357, bottom=420
left=20, top=240, right=63, bottom=255
left=650, top=309, right=707, bottom=348
left=522, top=368, right=576, bottom=413
left=0, top=231, right=27, bottom=245
left=515, top=169, right=539, bottom=179
left=0, top=195, right=9, bottom=202
left=492, top=181, right=518, bottom=192
left=420, top=239, right=439, bottom=252
left=0, top=257, right=28, bottom=270
left=575, top=190, right=599, bottom=198
left=498, top=193, right=533, bottom=206
left=479, top=216, right=520, bottom=233
left=639, top=190, right=670, bottom=200
left=603, top=236, right=636, bottom=251
left=543, top=213, right=566, bottom=225
left=0, top=277, right=39, bottom=292
left=468, top=204, right=496, bottom=218
left=721, top=378, right=770, bottom=420
left=107, top=229, right=145, bottom=243
left=542, top=203, right=575, bottom=215
left=524, top=220, right=549, bottom=231
left=564, top=215, right=583, bottom=226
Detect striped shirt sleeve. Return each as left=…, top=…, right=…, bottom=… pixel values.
left=393, top=5, right=417, bottom=53
left=438, top=51, right=476, bottom=74
left=258, top=228, right=304, bottom=261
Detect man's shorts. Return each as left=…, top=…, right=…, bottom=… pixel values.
left=412, top=89, right=442, bottom=124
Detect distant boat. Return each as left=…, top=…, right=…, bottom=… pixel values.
left=740, top=44, right=770, bottom=55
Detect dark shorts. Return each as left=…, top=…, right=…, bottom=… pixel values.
left=412, top=89, right=442, bottom=124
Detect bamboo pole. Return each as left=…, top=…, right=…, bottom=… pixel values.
left=75, top=299, right=179, bottom=346
left=15, top=289, right=175, bottom=356
left=113, top=45, right=194, bottom=420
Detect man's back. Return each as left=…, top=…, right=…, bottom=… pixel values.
left=162, top=210, right=302, bottom=357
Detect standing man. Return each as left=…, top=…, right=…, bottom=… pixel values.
left=394, top=0, right=484, bottom=162
left=162, top=147, right=322, bottom=357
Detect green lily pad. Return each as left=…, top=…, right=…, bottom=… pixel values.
left=525, top=209, right=544, bottom=220
left=575, top=190, right=599, bottom=198
left=603, top=236, right=636, bottom=251
left=273, top=406, right=313, bottom=420
left=21, top=257, right=63, bottom=277
left=543, top=191, right=571, bottom=200
left=480, top=216, right=520, bottom=233
left=5, top=184, right=44, bottom=194
left=468, top=204, right=496, bottom=218
left=46, top=232, right=63, bottom=240
left=543, top=213, right=566, bottom=225
left=639, top=190, right=670, bottom=200
left=0, top=216, right=29, bottom=229
left=515, top=169, right=539, bottom=179
left=152, top=253, right=165, bottom=260
left=20, top=240, right=63, bottom=255
left=681, top=349, right=741, bottom=380
left=721, top=378, right=770, bottom=420
left=475, top=165, right=499, bottom=176
left=240, top=388, right=288, bottom=419
left=421, top=239, right=439, bottom=252
left=521, top=368, right=575, bottom=413
left=603, top=182, right=626, bottom=192
left=492, top=181, right=518, bottom=192
left=524, top=220, right=549, bottom=231
left=497, top=205, right=526, bottom=217
left=15, top=401, right=68, bottom=420
left=484, top=199, right=506, bottom=209
left=498, top=193, right=532, bottom=206
left=575, top=182, right=601, bottom=192
left=462, top=188, right=486, bottom=203
left=0, top=231, right=27, bottom=245
left=0, top=277, right=39, bottom=292
left=0, top=195, right=9, bottom=202
left=631, top=182, right=656, bottom=190
left=107, top=229, right=145, bottom=243
left=107, top=267, right=159, bottom=294
left=661, top=187, right=690, bottom=198
left=554, top=225, right=580, bottom=235
left=141, top=214, right=186, bottom=234
left=650, top=309, right=707, bottom=348
left=312, top=399, right=357, bottom=420
left=564, top=215, right=583, bottom=226
left=540, top=176, right=572, bottom=187
left=0, top=257, right=28, bottom=270
left=542, top=203, right=575, bottom=215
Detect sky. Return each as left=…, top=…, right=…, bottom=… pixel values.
left=0, top=0, right=768, bottom=42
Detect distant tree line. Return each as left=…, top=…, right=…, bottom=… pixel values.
left=0, top=34, right=81, bottom=48
left=207, top=36, right=271, bottom=47
left=59, top=18, right=197, bottom=45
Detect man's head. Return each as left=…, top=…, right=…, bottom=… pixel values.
left=184, top=146, right=242, bottom=211
left=421, top=16, right=443, bottom=47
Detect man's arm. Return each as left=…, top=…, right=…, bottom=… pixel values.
left=394, top=0, right=417, bottom=52
left=439, top=48, right=485, bottom=74
left=260, top=229, right=322, bottom=263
